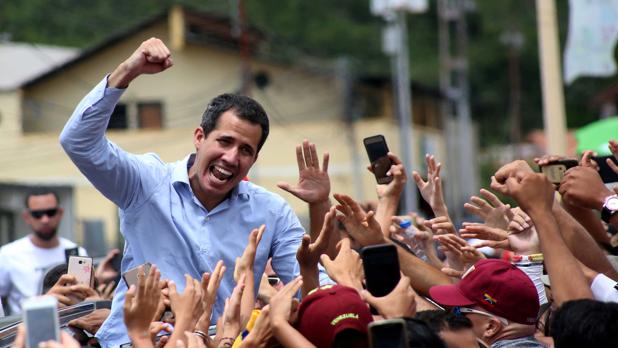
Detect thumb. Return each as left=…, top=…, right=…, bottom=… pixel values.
left=360, top=289, right=378, bottom=306
left=276, top=182, right=293, bottom=192
left=319, top=254, right=332, bottom=268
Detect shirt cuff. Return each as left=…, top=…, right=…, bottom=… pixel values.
left=591, top=273, right=618, bottom=303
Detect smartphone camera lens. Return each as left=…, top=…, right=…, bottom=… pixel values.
left=78, top=261, right=83, bottom=264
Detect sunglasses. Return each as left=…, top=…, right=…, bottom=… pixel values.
left=452, top=306, right=509, bottom=326
left=30, top=208, right=59, bottom=219
left=267, top=276, right=281, bottom=286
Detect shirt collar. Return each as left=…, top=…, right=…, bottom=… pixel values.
left=172, top=154, right=250, bottom=201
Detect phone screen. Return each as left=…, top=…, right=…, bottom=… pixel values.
left=364, top=135, right=393, bottom=185
left=592, top=156, right=618, bottom=183
left=369, top=320, right=407, bottom=348
left=25, top=305, right=59, bottom=348
left=361, top=244, right=400, bottom=297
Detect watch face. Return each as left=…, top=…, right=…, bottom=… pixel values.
left=607, top=197, right=618, bottom=210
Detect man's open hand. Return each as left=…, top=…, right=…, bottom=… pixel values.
left=277, top=140, right=330, bottom=204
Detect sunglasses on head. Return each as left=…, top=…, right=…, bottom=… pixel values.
left=267, top=276, right=281, bottom=286
left=452, top=306, right=509, bottom=326
left=30, top=208, right=58, bottom=219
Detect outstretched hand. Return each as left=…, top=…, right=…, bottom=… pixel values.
left=361, top=275, right=417, bottom=319
left=413, top=154, right=447, bottom=215
left=297, top=206, right=337, bottom=269
left=333, top=193, right=386, bottom=247
left=464, top=189, right=510, bottom=230
left=277, top=140, right=330, bottom=204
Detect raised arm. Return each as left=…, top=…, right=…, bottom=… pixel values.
left=59, top=38, right=173, bottom=209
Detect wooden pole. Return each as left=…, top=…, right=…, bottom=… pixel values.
left=536, top=0, right=567, bottom=155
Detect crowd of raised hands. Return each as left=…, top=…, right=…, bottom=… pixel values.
left=12, top=138, right=618, bottom=348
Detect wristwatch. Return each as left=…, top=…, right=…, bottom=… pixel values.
left=601, top=194, right=618, bottom=223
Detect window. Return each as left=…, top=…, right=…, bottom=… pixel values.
left=107, top=103, right=128, bottom=130
left=106, top=102, right=164, bottom=130
left=138, top=102, right=163, bottom=129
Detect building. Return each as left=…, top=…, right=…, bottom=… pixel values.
left=0, top=5, right=448, bottom=254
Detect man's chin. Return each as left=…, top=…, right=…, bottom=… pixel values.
left=34, top=230, right=57, bottom=241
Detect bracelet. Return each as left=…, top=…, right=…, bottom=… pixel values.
left=510, top=253, right=544, bottom=263
left=193, top=330, right=208, bottom=344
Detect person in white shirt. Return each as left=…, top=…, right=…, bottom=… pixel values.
left=0, top=188, right=85, bottom=315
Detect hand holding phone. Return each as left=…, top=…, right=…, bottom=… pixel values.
left=67, top=256, right=94, bottom=287
left=22, top=296, right=60, bottom=348
left=364, top=135, right=394, bottom=184
left=538, top=159, right=578, bottom=185
left=368, top=318, right=408, bottom=348
left=361, top=244, right=400, bottom=298
left=122, top=262, right=152, bottom=287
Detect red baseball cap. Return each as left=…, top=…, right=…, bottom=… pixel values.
left=429, top=259, right=539, bottom=325
left=296, top=285, right=373, bottom=348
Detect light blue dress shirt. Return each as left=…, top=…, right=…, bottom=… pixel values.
left=60, top=76, right=306, bottom=347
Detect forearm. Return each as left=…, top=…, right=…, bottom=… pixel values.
left=299, top=265, right=319, bottom=298
left=309, top=200, right=338, bottom=259
left=271, top=320, right=317, bottom=348
left=375, top=194, right=400, bottom=239
left=164, top=318, right=194, bottom=348
left=130, top=336, right=155, bottom=348
left=552, top=201, right=618, bottom=281
left=529, top=209, right=593, bottom=305
left=240, top=273, right=255, bottom=329
left=562, top=200, right=611, bottom=245
left=395, top=244, right=452, bottom=295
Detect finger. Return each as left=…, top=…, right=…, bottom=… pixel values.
left=441, top=267, right=464, bottom=278
left=256, top=224, right=266, bottom=245
left=479, top=188, right=503, bottom=207
left=412, top=171, right=427, bottom=188
left=302, top=140, right=313, bottom=169
left=608, top=158, right=618, bottom=175
left=316, top=150, right=329, bottom=175
left=295, top=145, right=305, bottom=172
left=359, top=289, right=377, bottom=305
left=470, top=196, right=491, bottom=210
left=124, top=285, right=136, bottom=311
left=309, top=143, right=320, bottom=169
left=463, top=203, right=483, bottom=216
left=490, top=176, right=508, bottom=194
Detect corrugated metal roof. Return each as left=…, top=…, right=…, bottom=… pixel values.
left=0, top=42, right=79, bottom=91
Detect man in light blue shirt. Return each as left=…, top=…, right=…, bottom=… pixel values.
left=60, top=38, right=306, bottom=347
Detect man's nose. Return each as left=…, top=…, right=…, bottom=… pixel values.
left=40, top=214, right=51, bottom=223
left=221, top=148, right=240, bottom=164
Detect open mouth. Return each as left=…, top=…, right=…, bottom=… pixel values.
left=210, top=164, right=234, bottom=183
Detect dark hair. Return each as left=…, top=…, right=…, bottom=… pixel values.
left=24, top=187, right=60, bottom=209
left=549, top=299, right=618, bottom=348
left=332, top=329, right=367, bottom=348
left=415, top=310, right=473, bottom=333
left=200, top=93, right=269, bottom=152
left=41, top=263, right=68, bottom=294
left=404, top=317, right=447, bottom=348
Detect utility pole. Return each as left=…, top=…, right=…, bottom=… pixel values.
left=536, top=0, right=567, bottom=155
left=231, top=0, right=252, bottom=95
left=437, top=0, right=478, bottom=223
left=372, top=0, right=427, bottom=215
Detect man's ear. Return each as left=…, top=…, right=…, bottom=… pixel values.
left=483, top=317, right=503, bottom=339
left=194, top=127, right=205, bottom=149
left=22, top=210, right=31, bottom=224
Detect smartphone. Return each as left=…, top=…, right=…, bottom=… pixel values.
left=67, top=256, right=93, bottom=287
left=64, top=247, right=79, bottom=264
left=592, top=155, right=618, bottom=183
left=361, top=244, right=400, bottom=298
left=538, top=159, right=578, bottom=184
left=368, top=318, right=408, bottom=348
left=22, top=296, right=60, bottom=348
left=363, top=135, right=394, bottom=185
left=122, top=262, right=152, bottom=287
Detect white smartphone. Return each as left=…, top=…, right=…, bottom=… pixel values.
left=67, top=256, right=93, bottom=287
left=22, top=296, right=60, bottom=348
